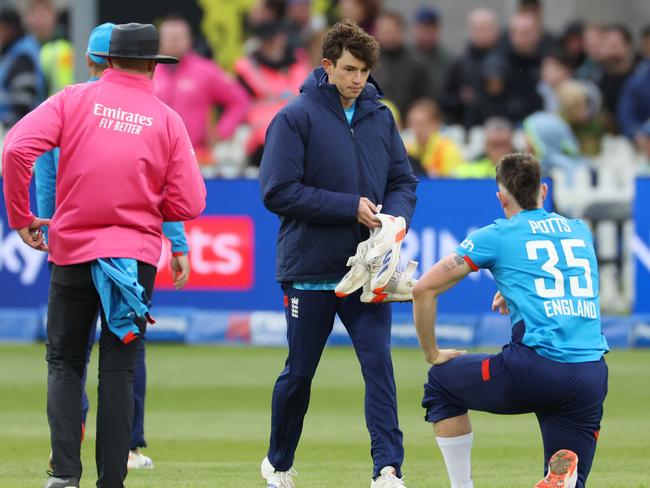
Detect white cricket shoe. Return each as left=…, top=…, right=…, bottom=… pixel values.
left=261, top=457, right=297, bottom=488
left=127, top=449, right=154, bottom=469
left=370, top=466, right=406, bottom=487
left=336, top=238, right=372, bottom=297
left=365, top=214, right=406, bottom=294
left=361, top=261, right=418, bottom=303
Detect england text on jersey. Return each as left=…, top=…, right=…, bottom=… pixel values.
left=543, top=298, right=598, bottom=319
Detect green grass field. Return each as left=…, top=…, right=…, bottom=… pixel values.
left=0, top=344, right=648, bottom=487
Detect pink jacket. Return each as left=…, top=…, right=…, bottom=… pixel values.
left=2, top=68, right=206, bottom=267
left=154, top=52, right=250, bottom=150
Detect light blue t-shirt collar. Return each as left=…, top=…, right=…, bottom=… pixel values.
left=344, top=102, right=356, bottom=125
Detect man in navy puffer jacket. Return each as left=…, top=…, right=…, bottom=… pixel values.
left=259, top=20, right=417, bottom=488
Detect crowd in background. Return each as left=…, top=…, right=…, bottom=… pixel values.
left=1, top=0, right=650, bottom=179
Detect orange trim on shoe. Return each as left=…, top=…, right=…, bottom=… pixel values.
left=371, top=292, right=388, bottom=303
left=395, top=228, right=406, bottom=242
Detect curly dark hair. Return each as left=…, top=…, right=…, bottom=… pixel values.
left=321, top=20, right=379, bottom=69
left=495, top=153, right=542, bottom=210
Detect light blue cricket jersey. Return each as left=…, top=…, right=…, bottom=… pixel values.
left=456, top=208, right=609, bottom=363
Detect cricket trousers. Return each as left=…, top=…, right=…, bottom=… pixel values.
left=46, top=261, right=155, bottom=488
left=82, top=332, right=148, bottom=450
left=423, top=341, right=608, bottom=488
left=267, top=285, right=404, bottom=479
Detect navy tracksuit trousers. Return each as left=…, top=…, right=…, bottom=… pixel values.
left=267, top=285, right=404, bottom=478
left=422, top=342, right=608, bottom=488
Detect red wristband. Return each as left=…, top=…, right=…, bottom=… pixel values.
left=172, top=251, right=186, bottom=257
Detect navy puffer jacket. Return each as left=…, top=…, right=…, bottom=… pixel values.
left=260, top=67, right=417, bottom=282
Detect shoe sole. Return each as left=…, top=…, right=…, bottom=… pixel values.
left=335, top=266, right=370, bottom=297
left=534, top=449, right=578, bottom=488
left=361, top=292, right=412, bottom=303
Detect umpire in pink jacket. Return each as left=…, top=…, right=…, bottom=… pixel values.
left=2, top=23, right=206, bottom=488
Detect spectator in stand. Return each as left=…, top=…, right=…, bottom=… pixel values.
left=411, top=6, right=451, bottom=102
left=455, top=117, right=514, bottom=178
left=557, top=79, right=606, bottom=156
left=516, top=0, right=556, bottom=54
left=405, top=98, right=464, bottom=178
left=248, top=0, right=286, bottom=26
left=537, top=50, right=574, bottom=113
left=338, top=0, right=380, bottom=36
left=598, top=24, right=637, bottom=132
left=640, top=25, right=650, bottom=60
left=372, top=11, right=430, bottom=119
left=155, top=15, right=250, bottom=164
left=559, top=21, right=585, bottom=69
left=523, top=111, right=588, bottom=179
left=441, top=7, right=500, bottom=128
left=617, top=58, right=650, bottom=148
left=24, top=0, right=73, bottom=95
left=286, top=0, right=326, bottom=66
left=0, top=9, right=45, bottom=128
left=576, top=24, right=606, bottom=83
left=235, top=20, right=310, bottom=166
left=479, top=12, right=545, bottom=124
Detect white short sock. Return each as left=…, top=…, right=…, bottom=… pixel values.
left=436, top=432, right=474, bottom=488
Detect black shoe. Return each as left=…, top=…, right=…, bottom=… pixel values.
left=43, top=475, right=80, bottom=488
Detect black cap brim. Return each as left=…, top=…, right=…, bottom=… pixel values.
left=88, top=51, right=178, bottom=64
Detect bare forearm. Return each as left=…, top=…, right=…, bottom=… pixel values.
left=413, top=290, right=439, bottom=357
left=412, top=253, right=472, bottom=363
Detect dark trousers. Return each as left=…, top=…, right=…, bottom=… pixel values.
left=268, top=285, right=404, bottom=479
left=46, top=261, right=155, bottom=488
left=422, top=342, right=608, bottom=488
left=130, top=339, right=147, bottom=449
left=81, top=330, right=148, bottom=449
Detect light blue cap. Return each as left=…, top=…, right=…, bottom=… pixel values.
left=87, top=22, right=116, bottom=64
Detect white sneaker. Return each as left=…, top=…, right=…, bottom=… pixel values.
left=365, top=214, right=406, bottom=294
left=361, top=261, right=418, bottom=303
left=127, top=449, right=154, bottom=469
left=336, top=239, right=372, bottom=297
left=261, top=457, right=297, bottom=488
left=371, top=466, right=406, bottom=487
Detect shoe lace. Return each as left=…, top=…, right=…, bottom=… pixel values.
left=350, top=252, right=370, bottom=270
left=376, top=471, right=405, bottom=487
left=276, top=468, right=297, bottom=488
left=385, top=472, right=405, bottom=487
left=367, top=245, right=390, bottom=277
